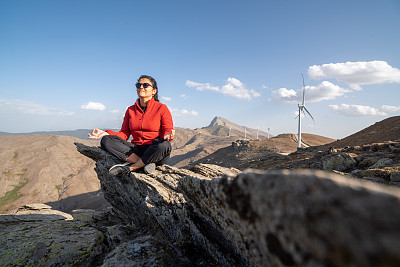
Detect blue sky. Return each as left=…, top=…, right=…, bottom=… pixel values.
left=1, top=0, right=399, bottom=139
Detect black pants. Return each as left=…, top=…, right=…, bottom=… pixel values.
left=100, top=135, right=171, bottom=165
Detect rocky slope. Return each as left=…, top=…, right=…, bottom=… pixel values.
left=4, top=159, right=400, bottom=266
left=194, top=133, right=335, bottom=168
left=44, top=143, right=400, bottom=266
left=234, top=117, right=400, bottom=187
left=330, top=116, right=400, bottom=148
left=239, top=139, right=400, bottom=185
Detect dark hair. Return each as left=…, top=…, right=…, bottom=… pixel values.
left=137, top=75, right=159, bottom=102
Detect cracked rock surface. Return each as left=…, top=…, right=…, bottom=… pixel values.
left=74, top=142, right=400, bottom=266
left=3, top=142, right=400, bottom=266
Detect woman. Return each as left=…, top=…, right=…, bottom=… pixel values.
left=88, top=75, right=175, bottom=175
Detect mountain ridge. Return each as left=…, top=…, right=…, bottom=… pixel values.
left=0, top=116, right=273, bottom=140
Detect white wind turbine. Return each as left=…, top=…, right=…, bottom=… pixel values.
left=296, top=74, right=314, bottom=149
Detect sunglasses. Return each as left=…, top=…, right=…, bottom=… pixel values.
left=135, top=83, right=153, bottom=89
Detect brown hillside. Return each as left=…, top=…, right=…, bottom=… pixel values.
left=194, top=133, right=335, bottom=168
left=171, top=129, right=239, bottom=168
left=329, top=116, right=400, bottom=148
left=0, top=135, right=110, bottom=214
left=238, top=116, right=400, bottom=177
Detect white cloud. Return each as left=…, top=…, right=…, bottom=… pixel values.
left=80, top=102, right=106, bottom=111
left=308, top=60, right=400, bottom=90
left=161, top=96, right=172, bottom=101
left=271, top=81, right=350, bottom=103
left=170, top=108, right=198, bottom=116
left=220, top=77, right=261, bottom=100
left=180, top=94, right=188, bottom=99
left=185, top=77, right=261, bottom=100
left=109, top=109, right=120, bottom=114
left=380, top=105, right=400, bottom=113
left=329, top=104, right=387, bottom=116
left=271, top=88, right=297, bottom=103
left=0, top=97, right=74, bottom=116
left=185, top=80, right=219, bottom=91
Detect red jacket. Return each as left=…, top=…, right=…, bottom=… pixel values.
left=106, top=98, right=174, bottom=145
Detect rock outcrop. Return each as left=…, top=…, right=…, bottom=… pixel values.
left=241, top=140, right=400, bottom=187
left=75, top=142, right=400, bottom=266
left=0, top=204, right=106, bottom=266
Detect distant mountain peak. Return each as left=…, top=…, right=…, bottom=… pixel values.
left=205, top=116, right=272, bottom=139
left=208, top=116, right=232, bottom=127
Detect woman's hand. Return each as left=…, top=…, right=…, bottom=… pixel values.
left=163, top=129, right=175, bottom=141
left=88, top=128, right=109, bottom=139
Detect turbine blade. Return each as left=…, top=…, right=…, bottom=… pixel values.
left=303, top=106, right=315, bottom=123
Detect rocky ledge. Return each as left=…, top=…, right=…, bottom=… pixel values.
left=2, top=143, right=400, bottom=266
left=0, top=204, right=106, bottom=266
left=73, top=142, right=400, bottom=266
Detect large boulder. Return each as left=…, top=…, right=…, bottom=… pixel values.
left=322, top=153, right=357, bottom=172
left=76, top=143, right=400, bottom=267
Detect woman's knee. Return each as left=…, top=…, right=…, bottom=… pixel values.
left=158, top=140, right=172, bottom=153
left=100, top=135, right=115, bottom=150
left=148, top=140, right=171, bottom=157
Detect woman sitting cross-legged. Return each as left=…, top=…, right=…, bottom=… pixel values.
left=88, top=75, right=175, bottom=175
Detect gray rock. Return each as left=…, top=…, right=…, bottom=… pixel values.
left=351, top=169, right=362, bottom=177
left=362, top=176, right=389, bottom=184
left=391, top=172, right=400, bottom=182
left=19, top=203, right=52, bottom=210
left=232, top=140, right=250, bottom=151
left=322, top=153, right=357, bottom=172
left=102, top=235, right=188, bottom=267
left=359, top=169, right=392, bottom=181
left=0, top=203, right=74, bottom=222
left=76, top=143, right=400, bottom=267
left=102, top=236, right=159, bottom=266
left=372, top=158, right=393, bottom=168
left=0, top=205, right=106, bottom=266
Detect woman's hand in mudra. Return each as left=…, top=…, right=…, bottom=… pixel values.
left=88, top=128, right=109, bottom=139
left=163, top=129, right=175, bottom=141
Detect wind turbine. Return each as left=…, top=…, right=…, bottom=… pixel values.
left=296, top=74, right=314, bottom=149
left=256, top=124, right=259, bottom=140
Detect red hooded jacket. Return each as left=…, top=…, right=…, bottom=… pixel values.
left=106, top=98, right=174, bottom=145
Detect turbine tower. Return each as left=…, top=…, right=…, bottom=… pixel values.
left=256, top=124, right=259, bottom=140
left=296, top=74, right=314, bottom=149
